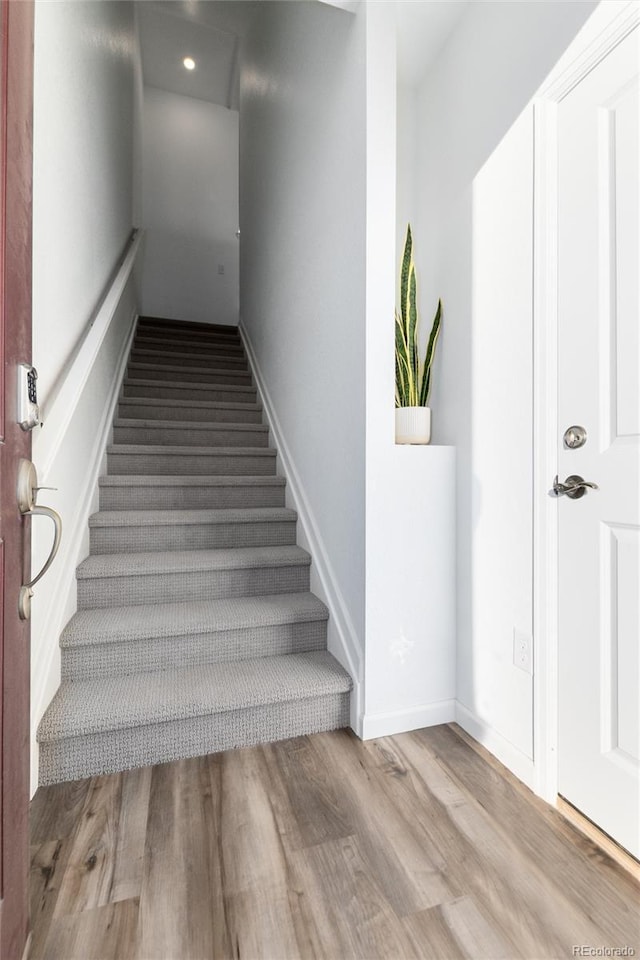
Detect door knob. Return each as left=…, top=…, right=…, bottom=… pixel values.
left=551, top=474, right=599, bottom=500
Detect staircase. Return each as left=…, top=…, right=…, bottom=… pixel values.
left=37, top=317, right=352, bottom=785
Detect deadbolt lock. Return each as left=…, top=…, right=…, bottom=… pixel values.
left=563, top=425, right=587, bottom=450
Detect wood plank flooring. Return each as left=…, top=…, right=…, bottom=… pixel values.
left=28, top=724, right=640, bottom=960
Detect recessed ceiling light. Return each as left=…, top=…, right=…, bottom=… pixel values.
left=183, top=57, right=196, bottom=71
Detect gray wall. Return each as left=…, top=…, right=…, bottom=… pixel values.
left=141, top=86, right=239, bottom=326
left=239, top=1, right=367, bottom=651
left=33, top=0, right=136, bottom=402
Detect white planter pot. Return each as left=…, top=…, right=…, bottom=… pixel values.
left=395, top=406, right=431, bottom=445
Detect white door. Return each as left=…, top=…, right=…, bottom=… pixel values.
left=557, top=26, right=639, bottom=859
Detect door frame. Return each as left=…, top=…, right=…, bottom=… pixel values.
left=0, top=0, right=34, bottom=956
left=532, top=0, right=640, bottom=803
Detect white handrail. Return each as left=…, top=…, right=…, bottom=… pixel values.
left=36, top=228, right=144, bottom=477
left=39, top=229, right=142, bottom=416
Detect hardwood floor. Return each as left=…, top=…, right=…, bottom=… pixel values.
left=28, top=724, right=640, bottom=960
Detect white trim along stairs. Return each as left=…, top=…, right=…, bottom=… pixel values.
left=37, top=317, right=352, bottom=785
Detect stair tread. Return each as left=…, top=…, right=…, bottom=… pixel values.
left=61, top=592, right=329, bottom=648
left=134, top=340, right=244, bottom=354
left=38, top=650, right=351, bottom=742
left=127, top=362, right=251, bottom=377
left=136, top=326, right=241, bottom=337
left=137, top=327, right=240, bottom=338
left=134, top=338, right=244, bottom=354
left=99, top=474, right=285, bottom=487
left=107, top=443, right=276, bottom=456
left=77, top=544, right=311, bottom=579
left=124, top=377, right=255, bottom=394
left=114, top=417, right=268, bottom=432
left=89, top=507, right=297, bottom=527
left=138, top=317, right=240, bottom=334
left=120, top=397, right=261, bottom=411
left=131, top=348, right=247, bottom=362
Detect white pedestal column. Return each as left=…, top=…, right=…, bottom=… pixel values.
left=363, top=445, right=456, bottom=738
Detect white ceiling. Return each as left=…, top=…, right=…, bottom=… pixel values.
left=137, top=1, right=257, bottom=110
left=136, top=1, right=471, bottom=110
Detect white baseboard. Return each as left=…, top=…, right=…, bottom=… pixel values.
left=29, top=311, right=139, bottom=795
left=239, top=322, right=363, bottom=728
left=454, top=701, right=535, bottom=789
left=362, top=699, right=456, bottom=740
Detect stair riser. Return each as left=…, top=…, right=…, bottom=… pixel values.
left=135, top=336, right=245, bottom=356
left=130, top=350, right=248, bottom=369
left=139, top=321, right=240, bottom=338
left=99, top=483, right=286, bottom=511
left=38, top=692, right=350, bottom=785
left=123, top=382, right=258, bottom=404
left=77, top=564, right=310, bottom=608
left=118, top=402, right=262, bottom=424
left=138, top=323, right=241, bottom=338
left=107, top=451, right=277, bottom=476
left=112, top=425, right=269, bottom=448
left=127, top=364, right=253, bottom=386
left=90, top=521, right=297, bottom=554
left=62, top=620, right=327, bottom=680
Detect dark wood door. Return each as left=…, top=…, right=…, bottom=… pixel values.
left=0, top=2, right=33, bottom=957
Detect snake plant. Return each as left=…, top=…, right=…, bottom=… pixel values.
left=395, top=224, right=442, bottom=407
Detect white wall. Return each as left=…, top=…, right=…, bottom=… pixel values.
left=32, top=0, right=135, bottom=404
left=133, top=5, right=145, bottom=229
left=141, top=86, right=239, bottom=326
left=31, top=0, right=139, bottom=792
left=239, top=1, right=367, bottom=692
left=404, top=0, right=598, bottom=773
left=396, top=83, right=418, bottom=268
left=364, top=3, right=456, bottom=736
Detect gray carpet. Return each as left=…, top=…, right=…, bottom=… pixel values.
left=37, top=316, right=352, bottom=784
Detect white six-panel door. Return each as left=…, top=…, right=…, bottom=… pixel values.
left=557, top=26, right=639, bottom=858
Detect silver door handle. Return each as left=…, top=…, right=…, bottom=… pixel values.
left=19, top=505, right=62, bottom=621
left=551, top=474, right=599, bottom=500
left=16, top=458, right=63, bottom=619
left=24, top=505, right=62, bottom=588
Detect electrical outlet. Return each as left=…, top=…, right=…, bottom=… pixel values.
left=217, top=264, right=225, bottom=275
left=513, top=628, right=533, bottom=674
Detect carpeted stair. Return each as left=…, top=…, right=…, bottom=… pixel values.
left=37, top=317, right=352, bottom=785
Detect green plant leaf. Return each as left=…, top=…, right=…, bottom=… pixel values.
left=400, top=224, right=412, bottom=336
left=395, top=312, right=412, bottom=406
left=408, top=263, right=418, bottom=402
left=395, top=227, right=443, bottom=408
left=419, top=298, right=442, bottom=407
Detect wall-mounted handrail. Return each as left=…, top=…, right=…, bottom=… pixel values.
left=39, top=228, right=142, bottom=418
left=35, top=228, right=144, bottom=478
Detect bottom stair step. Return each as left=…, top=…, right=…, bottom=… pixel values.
left=37, top=651, right=352, bottom=784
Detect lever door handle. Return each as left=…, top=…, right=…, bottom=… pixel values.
left=24, top=505, right=62, bottom=588
left=551, top=474, right=599, bottom=500
left=19, top=505, right=62, bottom=621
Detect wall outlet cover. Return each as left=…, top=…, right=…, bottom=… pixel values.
left=513, top=628, right=533, bottom=674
